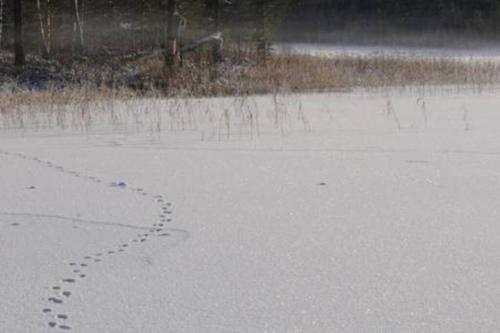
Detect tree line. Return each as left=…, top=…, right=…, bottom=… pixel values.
left=2, top=0, right=499, bottom=68
left=0, top=0, right=291, bottom=68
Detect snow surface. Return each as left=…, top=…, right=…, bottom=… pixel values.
left=2, top=86, right=500, bottom=332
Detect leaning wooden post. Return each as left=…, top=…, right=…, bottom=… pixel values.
left=174, top=12, right=186, bottom=66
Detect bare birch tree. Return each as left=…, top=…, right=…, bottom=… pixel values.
left=73, top=0, right=84, bottom=53
left=36, top=0, right=52, bottom=58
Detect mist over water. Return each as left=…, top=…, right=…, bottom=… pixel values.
left=274, top=42, right=500, bottom=63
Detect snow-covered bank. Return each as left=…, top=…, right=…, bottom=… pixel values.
left=2, top=88, right=500, bottom=332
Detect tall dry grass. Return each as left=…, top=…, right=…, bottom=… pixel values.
left=1, top=50, right=500, bottom=132
left=134, top=51, right=500, bottom=95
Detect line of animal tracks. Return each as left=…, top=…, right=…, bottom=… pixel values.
left=0, top=149, right=187, bottom=332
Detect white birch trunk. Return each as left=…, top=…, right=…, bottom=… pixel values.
left=73, top=0, right=84, bottom=52
left=36, top=0, right=49, bottom=57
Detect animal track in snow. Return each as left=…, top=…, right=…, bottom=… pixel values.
left=48, top=297, right=63, bottom=304
left=1, top=149, right=179, bottom=331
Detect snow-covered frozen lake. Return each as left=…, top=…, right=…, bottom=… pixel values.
left=2, top=86, right=500, bottom=332
left=276, top=42, right=500, bottom=63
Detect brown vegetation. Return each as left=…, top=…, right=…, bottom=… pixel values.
left=2, top=48, right=499, bottom=101
left=1, top=49, right=499, bottom=133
